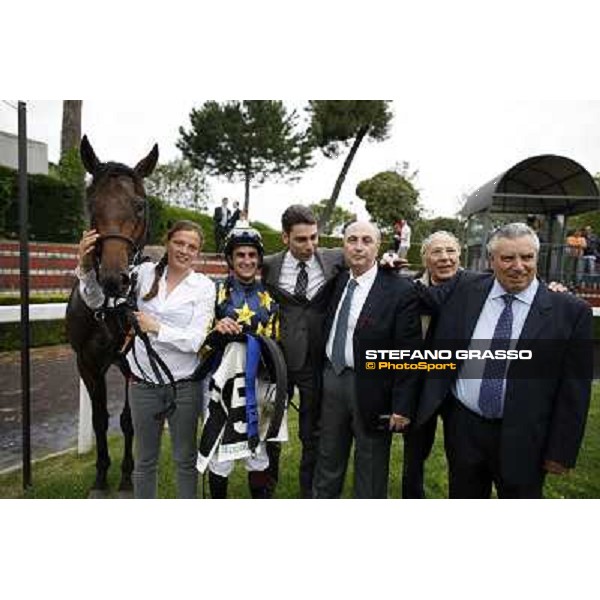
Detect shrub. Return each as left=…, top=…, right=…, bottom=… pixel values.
left=0, top=165, right=85, bottom=242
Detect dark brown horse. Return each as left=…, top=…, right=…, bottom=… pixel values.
left=66, top=135, right=158, bottom=497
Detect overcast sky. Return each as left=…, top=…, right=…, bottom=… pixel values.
left=1, top=99, right=600, bottom=230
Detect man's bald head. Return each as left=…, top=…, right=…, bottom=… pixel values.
left=343, top=221, right=381, bottom=276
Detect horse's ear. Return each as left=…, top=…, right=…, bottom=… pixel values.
left=134, top=144, right=159, bottom=179
left=80, top=135, right=101, bottom=175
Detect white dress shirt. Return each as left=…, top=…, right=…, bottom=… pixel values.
left=76, top=262, right=216, bottom=383
left=326, top=263, right=378, bottom=369
left=454, top=278, right=538, bottom=415
left=278, top=251, right=326, bottom=301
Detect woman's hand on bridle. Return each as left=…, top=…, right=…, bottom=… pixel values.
left=133, top=311, right=161, bottom=335
left=78, top=229, right=100, bottom=273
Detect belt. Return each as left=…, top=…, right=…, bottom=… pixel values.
left=130, top=374, right=196, bottom=388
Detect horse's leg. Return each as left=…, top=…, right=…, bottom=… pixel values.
left=79, top=361, right=111, bottom=496
left=118, top=378, right=134, bottom=496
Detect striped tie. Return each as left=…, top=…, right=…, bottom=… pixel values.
left=294, top=261, right=308, bottom=299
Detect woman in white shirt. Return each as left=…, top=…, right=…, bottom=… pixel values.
left=77, top=220, right=216, bottom=498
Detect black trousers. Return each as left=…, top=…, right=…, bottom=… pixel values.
left=267, top=365, right=320, bottom=498
left=402, top=414, right=438, bottom=499
left=443, top=396, right=544, bottom=499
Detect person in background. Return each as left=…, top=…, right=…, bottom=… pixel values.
left=76, top=220, right=216, bottom=499
left=582, top=225, right=598, bottom=275
left=565, top=228, right=587, bottom=285
left=213, top=197, right=231, bottom=254
left=393, top=218, right=412, bottom=259
left=227, top=200, right=241, bottom=232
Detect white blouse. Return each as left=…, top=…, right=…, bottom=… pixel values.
left=76, top=262, right=216, bottom=382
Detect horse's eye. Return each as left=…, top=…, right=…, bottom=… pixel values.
left=134, top=198, right=146, bottom=216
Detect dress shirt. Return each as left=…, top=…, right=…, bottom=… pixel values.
left=454, top=278, right=538, bottom=415
left=278, top=251, right=325, bottom=301
left=326, top=263, right=378, bottom=369
left=76, top=262, right=216, bottom=382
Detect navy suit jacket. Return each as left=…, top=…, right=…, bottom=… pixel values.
left=314, top=268, right=422, bottom=432
left=417, top=272, right=593, bottom=485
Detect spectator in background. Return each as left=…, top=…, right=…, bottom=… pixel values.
left=233, top=209, right=250, bottom=229
left=227, top=200, right=241, bottom=233
left=565, top=228, right=587, bottom=285
left=393, top=218, right=412, bottom=259
left=583, top=225, right=598, bottom=275
left=213, top=197, right=231, bottom=254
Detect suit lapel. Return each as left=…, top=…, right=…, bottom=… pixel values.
left=325, top=271, right=350, bottom=336
left=517, top=281, right=552, bottom=341
left=354, top=269, right=385, bottom=334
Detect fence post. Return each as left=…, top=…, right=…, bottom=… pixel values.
left=77, top=379, right=93, bottom=454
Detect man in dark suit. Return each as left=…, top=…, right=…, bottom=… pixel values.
left=401, top=230, right=462, bottom=499
left=416, top=222, right=593, bottom=498
left=312, top=221, right=422, bottom=498
left=213, top=197, right=231, bottom=253
left=261, top=205, right=345, bottom=498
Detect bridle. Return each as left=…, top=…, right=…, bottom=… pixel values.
left=90, top=193, right=150, bottom=286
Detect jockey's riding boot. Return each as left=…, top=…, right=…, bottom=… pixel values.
left=248, top=470, right=271, bottom=499
left=209, top=472, right=229, bottom=499
left=265, top=442, right=280, bottom=497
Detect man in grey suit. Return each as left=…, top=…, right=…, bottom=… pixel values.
left=261, top=205, right=345, bottom=497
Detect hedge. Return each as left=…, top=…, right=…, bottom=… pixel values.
left=0, top=165, right=85, bottom=243
left=0, top=320, right=67, bottom=351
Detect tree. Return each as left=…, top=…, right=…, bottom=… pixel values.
left=308, top=199, right=356, bottom=235
left=356, top=164, right=421, bottom=231
left=177, top=101, right=312, bottom=214
left=58, top=100, right=85, bottom=214
left=308, top=100, right=393, bottom=231
left=60, top=100, right=82, bottom=161
left=145, top=158, right=210, bottom=210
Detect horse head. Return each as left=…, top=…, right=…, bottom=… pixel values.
left=81, top=135, right=159, bottom=298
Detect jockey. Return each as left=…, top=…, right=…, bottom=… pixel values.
left=196, top=225, right=287, bottom=499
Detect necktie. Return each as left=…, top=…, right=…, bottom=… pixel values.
left=294, top=261, right=308, bottom=299
left=331, top=279, right=359, bottom=375
left=478, top=294, right=515, bottom=418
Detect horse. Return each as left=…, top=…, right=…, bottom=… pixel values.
left=66, top=135, right=158, bottom=498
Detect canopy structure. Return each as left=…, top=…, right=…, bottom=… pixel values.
left=461, top=155, right=600, bottom=217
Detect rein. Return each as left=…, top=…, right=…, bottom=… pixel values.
left=94, top=272, right=178, bottom=421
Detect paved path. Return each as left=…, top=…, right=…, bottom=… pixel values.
left=0, top=345, right=125, bottom=472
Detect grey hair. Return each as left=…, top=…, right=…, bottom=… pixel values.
left=486, top=222, right=540, bottom=254
left=344, top=220, right=381, bottom=243
left=420, top=230, right=461, bottom=260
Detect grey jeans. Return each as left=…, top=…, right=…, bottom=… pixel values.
left=130, top=379, right=201, bottom=499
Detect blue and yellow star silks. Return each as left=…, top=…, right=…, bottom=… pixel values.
left=214, top=276, right=279, bottom=340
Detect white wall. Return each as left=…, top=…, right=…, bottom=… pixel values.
left=0, top=130, right=48, bottom=174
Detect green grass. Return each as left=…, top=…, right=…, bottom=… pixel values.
left=1, top=388, right=599, bottom=499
